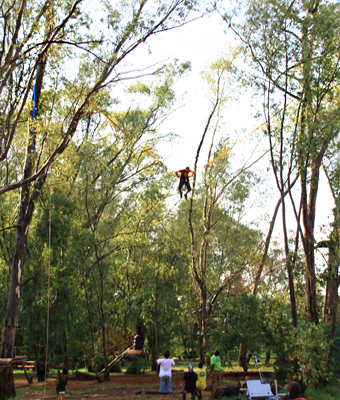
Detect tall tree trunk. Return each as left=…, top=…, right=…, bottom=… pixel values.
left=100, top=300, right=109, bottom=381
left=299, top=0, right=321, bottom=324
left=0, top=364, right=15, bottom=400
left=0, top=48, right=48, bottom=359
left=253, top=176, right=298, bottom=295
left=0, top=5, right=54, bottom=395
left=83, top=278, right=98, bottom=378
left=300, top=162, right=322, bottom=324
left=325, top=242, right=339, bottom=368
left=238, top=342, right=248, bottom=372
left=200, top=282, right=208, bottom=360
left=319, top=238, right=339, bottom=369
left=147, top=336, right=159, bottom=372
left=319, top=240, right=338, bottom=326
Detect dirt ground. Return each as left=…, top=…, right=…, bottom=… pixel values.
left=15, top=372, right=190, bottom=400
left=14, top=371, right=318, bottom=400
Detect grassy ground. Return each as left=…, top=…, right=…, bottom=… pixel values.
left=305, top=383, right=340, bottom=400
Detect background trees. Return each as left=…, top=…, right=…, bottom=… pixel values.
left=1, top=0, right=340, bottom=396
left=0, top=0, right=197, bottom=395
left=218, top=0, right=340, bottom=385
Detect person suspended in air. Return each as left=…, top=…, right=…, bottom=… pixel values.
left=176, top=167, right=195, bottom=200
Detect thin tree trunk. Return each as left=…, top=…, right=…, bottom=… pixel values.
left=252, top=175, right=298, bottom=295
left=100, top=298, right=109, bottom=381
left=147, top=336, right=159, bottom=372
left=299, top=0, right=322, bottom=324
left=83, top=278, right=98, bottom=378
left=238, top=342, right=248, bottom=372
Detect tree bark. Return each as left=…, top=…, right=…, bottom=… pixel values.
left=238, top=342, right=248, bottom=372
left=252, top=176, right=298, bottom=295
left=318, top=237, right=339, bottom=369
left=0, top=364, right=15, bottom=400
left=299, top=0, right=322, bottom=324
left=147, top=336, right=159, bottom=372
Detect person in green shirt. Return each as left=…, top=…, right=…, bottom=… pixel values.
left=210, top=350, right=221, bottom=387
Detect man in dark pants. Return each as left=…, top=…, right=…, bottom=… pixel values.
left=176, top=167, right=195, bottom=199
left=182, top=364, right=198, bottom=400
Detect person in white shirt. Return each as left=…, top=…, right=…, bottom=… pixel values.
left=157, top=350, right=175, bottom=392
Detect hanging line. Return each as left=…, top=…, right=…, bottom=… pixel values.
left=31, top=58, right=47, bottom=154
left=204, top=101, right=294, bottom=168
left=44, top=158, right=52, bottom=397
left=31, top=78, right=37, bottom=154
left=64, top=79, right=168, bottom=171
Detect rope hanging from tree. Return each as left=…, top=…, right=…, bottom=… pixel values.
left=204, top=101, right=294, bottom=168
left=43, top=154, right=52, bottom=396
left=31, top=78, right=37, bottom=154
left=65, top=79, right=168, bottom=171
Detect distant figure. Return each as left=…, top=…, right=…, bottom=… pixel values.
left=210, top=350, right=221, bottom=387
left=133, top=325, right=145, bottom=351
left=176, top=167, right=195, bottom=199
left=182, top=364, right=198, bottom=400
left=133, top=335, right=145, bottom=350
left=56, top=370, right=68, bottom=394
left=157, top=350, right=175, bottom=392
left=282, top=381, right=305, bottom=400
left=195, top=361, right=206, bottom=399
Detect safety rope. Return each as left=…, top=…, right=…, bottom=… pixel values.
left=31, top=78, right=37, bottom=154
left=205, top=102, right=294, bottom=168
left=65, top=79, right=168, bottom=171
left=43, top=154, right=52, bottom=397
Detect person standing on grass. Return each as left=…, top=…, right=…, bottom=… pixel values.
left=210, top=350, right=222, bottom=387
left=182, top=364, right=198, bottom=400
left=282, top=382, right=305, bottom=400
left=157, top=350, right=175, bottom=392
left=195, top=361, right=206, bottom=399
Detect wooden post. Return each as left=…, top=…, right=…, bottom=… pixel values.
left=59, top=392, right=65, bottom=400
left=142, top=388, right=145, bottom=400
left=211, top=382, right=214, bottom=400
left=274, top=380, right=278, bottom=400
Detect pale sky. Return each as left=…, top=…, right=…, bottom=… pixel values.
left=111, top=10, right=335, bottom=260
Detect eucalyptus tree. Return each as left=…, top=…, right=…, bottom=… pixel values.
left=0, top=0, right=198, bottom=394
left=184, top=57, right=265, bottom=361
left=59, top=62, right=189, bottom=379
left=221, top=0, right=340, bottom=328
left=319, top=144, right=340, bottom=370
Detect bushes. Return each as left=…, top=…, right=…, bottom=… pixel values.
left=291, top=322, right=331, bottom=388
left=126, top=358, right=151, bottom=374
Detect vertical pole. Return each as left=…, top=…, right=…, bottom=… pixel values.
left=274, top=379, right=278, bottom=400
left=142, top=388, right=145, bottom=400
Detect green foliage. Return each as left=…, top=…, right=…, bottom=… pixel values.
left=291, top=322, right=331, bottom=388
left=1, top=0, right=340, bottom=392
left=305, top=384, right=340, bottom=400
left=212, top=294, right=264, bottom=362
left=126, top=358, right=152, bottom=374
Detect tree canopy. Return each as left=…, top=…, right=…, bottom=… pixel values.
left=1, top=0, right=340, bottom=397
